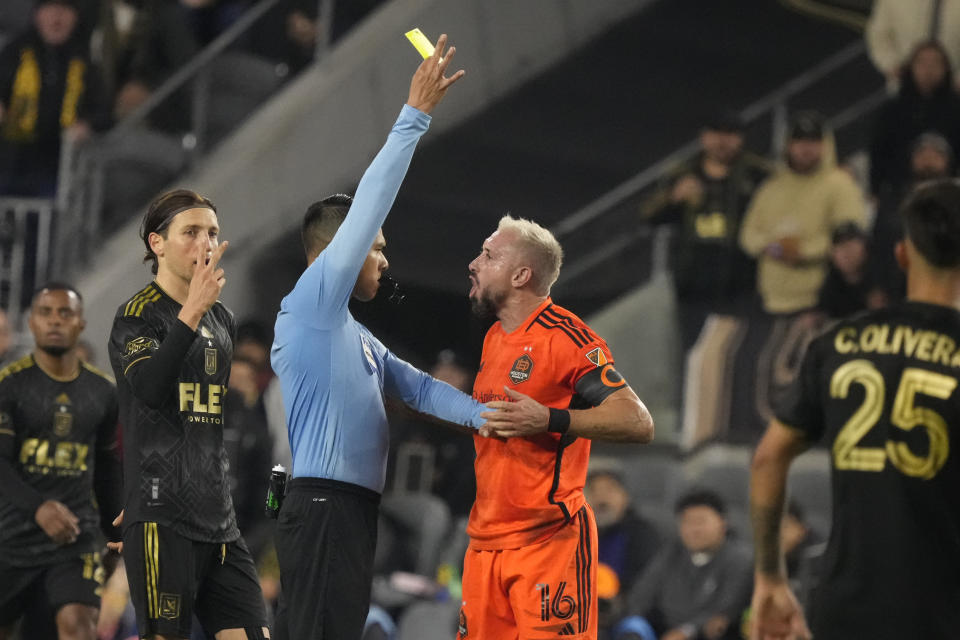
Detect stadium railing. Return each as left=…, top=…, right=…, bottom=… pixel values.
left=0, top=197, right=54, bottom=323
left=551, top=40, right=886, bottom=300
left=49, top=0, right=341, bottom=273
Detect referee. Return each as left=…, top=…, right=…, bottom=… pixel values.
left=270, top=35, right=481, bottom=640
left=107, top=190, right=269, bottom=639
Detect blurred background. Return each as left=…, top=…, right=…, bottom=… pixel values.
left=1, top=0, right=947, bottom=637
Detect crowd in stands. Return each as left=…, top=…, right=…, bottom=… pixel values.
left=0, top=0, right=382, bottom=206
left=3, top=3, right=960, bottom=639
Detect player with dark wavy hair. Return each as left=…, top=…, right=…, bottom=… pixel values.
left=751, top=178, right=960, bottom=640
left=107, top=189, right=269, bottom=639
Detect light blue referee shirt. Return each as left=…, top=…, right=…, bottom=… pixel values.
left=271, top=104, right=487, bottom=493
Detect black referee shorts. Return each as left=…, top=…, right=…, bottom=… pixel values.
left=123, top=522, right=267, bottom=638
left=273, top=478, right=380, bottom=640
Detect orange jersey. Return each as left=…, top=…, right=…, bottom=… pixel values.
left=468, top=298, right=626, bottom=550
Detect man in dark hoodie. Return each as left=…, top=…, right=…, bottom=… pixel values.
left=869, top=39, right=960, bottom=200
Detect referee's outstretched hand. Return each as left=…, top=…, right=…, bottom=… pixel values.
left=179, top=241, right=228, bottom=330
left=480, top=386, right=550, bottom=438
left=406, top=33, right=465, bottom=115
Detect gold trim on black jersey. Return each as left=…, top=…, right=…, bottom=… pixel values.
left=0, top=355, right=34, bottom=384
left=124, top=285, right=162, bottom=318
left=81, top=362, right=116, bottom=384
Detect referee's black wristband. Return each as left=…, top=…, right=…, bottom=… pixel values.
left=548, top=408, right=571, bottom=434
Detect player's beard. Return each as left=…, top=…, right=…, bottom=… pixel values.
left=470, top=288, right=506, bottom=320
left=37, top=344, right=71, bottom=357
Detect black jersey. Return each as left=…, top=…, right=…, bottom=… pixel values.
left=777, top=301, right=960, bottom=639
left=0, top=355, right=118, bottom=567
left=108, top=282, right=239, bottom=543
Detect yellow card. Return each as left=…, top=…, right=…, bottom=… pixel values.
left=405, top=28, right=435, bottom=59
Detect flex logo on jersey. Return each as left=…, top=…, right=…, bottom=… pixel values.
left=585, top=347, right=608, bottom=367
left=19, top=438, right=89, bottom=475
left=179, top=383, right=224, bottom=423
left=125, top=336, right=158, bottom=357
left=509, top=354, right=534, bottom=384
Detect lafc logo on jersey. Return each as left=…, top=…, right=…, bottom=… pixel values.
left=53, top=408, right=73, bottom=437
left=585, top=347, right=608, bottom=367
left=204, top=348, right=217, bottom=375
left=509, top=354, right=534, bottom=384
left=200, top=325, right=214, bottom=339
left=125, top=336, right=157, bottom=357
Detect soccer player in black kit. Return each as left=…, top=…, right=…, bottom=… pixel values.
left=107, top=190, right=269, bottom=639
left=0, top=283, right=122, bottom=640
left=750, top=178, right=960, bottom=640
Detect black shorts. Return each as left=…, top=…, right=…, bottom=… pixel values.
left=274, top=478, right=380, bottom=640
left=123, top=522, right=267, bottom=638
left=0, top=551, right=104, bottom=626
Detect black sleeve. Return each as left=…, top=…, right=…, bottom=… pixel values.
left=773, top=334, right=826, bottom=441
left=0, top=38, right=20, bottom=107
left=110, top=314, right=197, bottom=409
left=573, top=364, right=627, bottom=407
left=0, top=383, right=44, bottom=515
left=93, top=389, right=123, bottom=541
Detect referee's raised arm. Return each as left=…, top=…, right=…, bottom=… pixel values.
left=284, top=35, right=465, bottom=318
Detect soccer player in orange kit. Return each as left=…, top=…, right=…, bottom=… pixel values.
left=461, top=215, right=655, bottom=639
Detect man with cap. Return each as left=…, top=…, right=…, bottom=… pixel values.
left=872, top=131, right=956, bottom=302
left=740, top=110, right=868, bottom=316
left=642, top=110, right=770, bottom=352
left=0, top=0, right=108, bottom=197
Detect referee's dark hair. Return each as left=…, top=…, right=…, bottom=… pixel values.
left=302, top=194, right=353, bottom=260
left=31, top=281, right=83, bottom=307
left=140, top=189, right=217, bottom=275
left=901, top=178, right=960, bottom=269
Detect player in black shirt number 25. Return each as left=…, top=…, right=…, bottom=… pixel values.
left=750, top=179, right=960, bottom=640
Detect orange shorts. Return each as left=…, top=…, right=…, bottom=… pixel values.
left=458, top=505, right=598, bottom=640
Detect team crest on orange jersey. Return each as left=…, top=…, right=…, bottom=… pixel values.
left=585, top=347, right=607, bottom=367
left=509, top=354, right=534, bottom=384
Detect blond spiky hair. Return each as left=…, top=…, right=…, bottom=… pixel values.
left=497, top=215, right=564, bottom=295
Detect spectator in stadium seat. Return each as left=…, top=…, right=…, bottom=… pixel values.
left=642, top=111, right=769, bottom=351
left=866, top=0, right=960, bottom=89
left=0, top=0, right=109, bottom=196
left=869, top=40, right=960, bottom=200
left=817, top=222, right=882, bottom=319
left=586, top=467, right=661, bottom=638
left=872, top=132, right=955, bottom=304
left=615, top=489, right=752, bottom=640
left=739, top=111, right=867, bottom=316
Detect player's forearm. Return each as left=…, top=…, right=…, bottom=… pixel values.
left=750, top=437, right=791, bottom=578
left=125, top=320, right=196, bottom=408
left=569, top=394, right=653, bottom=443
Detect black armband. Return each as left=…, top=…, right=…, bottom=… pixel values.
left=548, top=408, right=571, bottom=434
